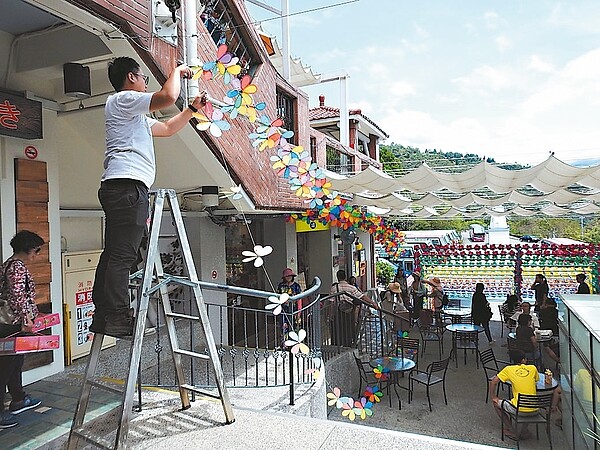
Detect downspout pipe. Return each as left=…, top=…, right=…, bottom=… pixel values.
left=184, top=0, right=200, bottom=100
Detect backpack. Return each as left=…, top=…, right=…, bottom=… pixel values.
left=441, top=292, right=449, bottom=307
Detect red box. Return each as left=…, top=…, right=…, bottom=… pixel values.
left=31, top=313, right=61, bottom=332
left=0, top=335, right=60, bottom=354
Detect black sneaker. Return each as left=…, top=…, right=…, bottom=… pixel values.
left=9, top=395, right=41, bottom=415
left=0, top=411, right=18, bottom=429
left=104, top=314, right=135, bottom=338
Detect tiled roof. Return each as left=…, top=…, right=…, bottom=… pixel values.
left=309, top=105, right=389, bottom=138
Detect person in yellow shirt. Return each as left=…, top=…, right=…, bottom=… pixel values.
left=489, top=350, right=543, bottom=439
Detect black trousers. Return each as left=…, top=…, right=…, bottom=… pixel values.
left=0, top=324, right=26, bottom=410
left=92, top=179, right=149, bottom=316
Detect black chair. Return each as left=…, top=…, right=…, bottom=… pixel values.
left=498, top=305, right=516, bottom=338
left=479, top=348, right=510, bottom=403
left=501, top=392, right=555, bottom=449
left=390, top=337, right=420, bottom=368
left=409, top=356, right=450, bottom=412
left=416, top=318, right=443, bottom=359
left=354, top=354, right=377, bottom=399
left=353, top=354, right=398, bottom=408
left=453, top=330, right=479, bottom=368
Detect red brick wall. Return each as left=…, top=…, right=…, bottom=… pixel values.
left=67, top=0, right=308, bottom=210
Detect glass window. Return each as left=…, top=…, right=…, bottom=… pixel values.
left=571, top=314, right=591, bottom=360
left=310, top=136, right=317, bottom=163
left=276, top=90, right=296, bottom=144
left=571, top=351, right=594, bottom=428
left=200, top=0, right=259, bottom=77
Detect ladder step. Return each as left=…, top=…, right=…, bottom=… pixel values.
left=86, top=379, right=125, bottom=395
left=180, top=384, right=222, bottom=399
left=166, top=312, right=200, bottom=321
left=173, top=349, right=210, bottom=360
left=71, top=427, right=114, bottom=450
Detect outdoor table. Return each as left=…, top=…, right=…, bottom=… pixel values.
left=446, top=324, right=484, bottom=367
left=503, top=371, right=558, bottom=393
left=369, top=356, right=416, bottom=409
left=442, top=308, right=471, bottom=324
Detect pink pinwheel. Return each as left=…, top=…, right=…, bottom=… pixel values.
left=198, top=44, right=241, bottom=83
left=194, top=102, right=231, bottom=137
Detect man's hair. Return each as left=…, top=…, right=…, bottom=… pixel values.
left=536, top=273, right=546, bottom=281
left=577, top=273, right=586, bottom=281
left=108, top=57, right=140, bottom=91
left=521, top=301, right=531, bottom=309
left=509, top=349, right=527, bottom=364
left=518, top=313, right=531, bottom=326
left=336, top=270, right=347, bottom=281
left=10, top=230, right=44, bottom=253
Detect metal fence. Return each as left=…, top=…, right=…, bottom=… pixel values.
left=136, top=277, right=410, bottom=405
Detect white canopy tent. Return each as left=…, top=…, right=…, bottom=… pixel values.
left=328, top=155, right=600, bottom=218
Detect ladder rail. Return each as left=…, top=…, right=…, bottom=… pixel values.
left=67, top=188, right=236, bottom=450
left=166, top=189, right=235, bottom=423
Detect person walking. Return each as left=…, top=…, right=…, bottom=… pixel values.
left=471, top=282, right=494, bottom=344
left=0, top=231, right=44, bottom=429
left=90, top=56, right=207, bottom=337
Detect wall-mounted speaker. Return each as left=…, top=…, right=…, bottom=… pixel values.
left=63, top=63, right=91, bottom=99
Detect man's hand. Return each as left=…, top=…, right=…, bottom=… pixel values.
left=190, top=91, right=208, bottom=111
left=177, top=64, right=194, bottom=80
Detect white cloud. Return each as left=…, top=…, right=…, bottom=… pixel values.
left=484, top=11, right=505, bottom=30
left=452, top=65, right=518, bottom=95
left=528, top=55, right=555, bottom=73
left=495, top=35, right=512, bottom=52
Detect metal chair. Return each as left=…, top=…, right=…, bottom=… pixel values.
left=479, top=348, right=510, bottom=403
left=353, top=354, right=377, bottom=399
left=353, top=354, right=398, bottom=409
left=409, top=356, right=450, bottom=412
left=501, top=392, right=555, bottom=449
left=498, top=305, right=515, bottom=338
left=390, top=336, right=420, bottom=368
left=416, top=318, right=443, bottom=359
left=453, top=330, right=479, bottom=368
left=507, top=336, right=541, bottom=369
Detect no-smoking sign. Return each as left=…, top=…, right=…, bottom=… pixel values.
left=24, top=145, right=38, bottom=159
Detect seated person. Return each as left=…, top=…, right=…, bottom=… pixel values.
left=501, top=294, right=519, bottom=317
left=538, top=297, right=558, bottom=335
left=489, top=350, right=542, bottom=440
left=515, top=314, right=540, bottom=363
left=510, top=302, right=539, bottom=329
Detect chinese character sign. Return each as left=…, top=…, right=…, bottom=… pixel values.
left=0, top=92, right=42, bottom=139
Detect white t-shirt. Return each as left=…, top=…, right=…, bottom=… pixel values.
left=102, top=91, right=158, bottom=188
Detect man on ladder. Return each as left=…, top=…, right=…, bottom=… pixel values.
left=90, top=56, right=206, bottom=337
left=68, top=58, right=234, bottom=449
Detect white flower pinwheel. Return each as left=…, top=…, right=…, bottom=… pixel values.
left=241, top=244, right=273, bottom=267
left=265, top=293, right=289, bottom=315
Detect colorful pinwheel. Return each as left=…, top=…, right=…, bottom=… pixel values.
left=197, top=44, right=241, bottom=83
left=193, top=102, right=231, bottom=137
left=373, top=364, right=390, bottom=381
left=353, top=397, right=373, bottom=420
left=363, top=386, right=383, bottom=403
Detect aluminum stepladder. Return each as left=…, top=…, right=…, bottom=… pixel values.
left=68, top=188, right=235, bottom=450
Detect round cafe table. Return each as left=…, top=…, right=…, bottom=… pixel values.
left=442, top=308, right=471, bottom=324
left=446, top=324, right=484, bottom=367
left=369, top=356, right=416, bottom=409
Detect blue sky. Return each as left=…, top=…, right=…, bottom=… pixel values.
left=247, top=1, right=600, bottom=166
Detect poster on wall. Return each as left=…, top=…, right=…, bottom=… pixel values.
left=75, top=288, right=94, bottom=346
